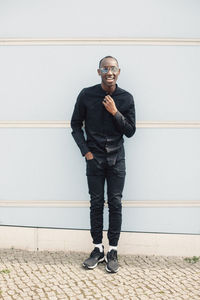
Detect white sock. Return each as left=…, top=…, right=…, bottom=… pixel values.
left=109, top=245, right=117, bottom=252
left=94, top=243, right=103, bottom=252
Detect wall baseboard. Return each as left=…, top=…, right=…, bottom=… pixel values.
left=0, top=226, right=199, bottom=256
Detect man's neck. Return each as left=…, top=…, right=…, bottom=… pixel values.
left=101, top=83, right=116, bottom=95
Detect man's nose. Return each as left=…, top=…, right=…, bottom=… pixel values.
left=107, top=68, right=113, bottom=75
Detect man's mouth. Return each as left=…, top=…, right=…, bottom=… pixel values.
left=105, top=76, right=115, bottom=83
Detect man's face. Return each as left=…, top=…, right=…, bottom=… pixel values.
left=97, top=58, right=120, bottom=89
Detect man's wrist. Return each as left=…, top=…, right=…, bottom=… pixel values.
left=85, top=151, right=94, bottom=160
left=112, top=109, right=118, bottom=116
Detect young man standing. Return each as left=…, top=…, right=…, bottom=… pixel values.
left=71, top=56, right=136, bottom=273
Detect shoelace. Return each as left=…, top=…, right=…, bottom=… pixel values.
left=108, top=250, right=117, bottom=261
left=90, top=247, right=100, bottom=257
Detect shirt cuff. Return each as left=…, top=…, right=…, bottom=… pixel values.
left=80, top=144, right=90, bottom=157
left=113, top=110, right=124, bottom=121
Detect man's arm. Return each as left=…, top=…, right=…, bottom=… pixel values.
left=103, top=94, right=136, bottom=138
left=71, top=90, right=90, bottom=156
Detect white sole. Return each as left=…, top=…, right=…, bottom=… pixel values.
left=105, top=265, right=119, bottom=273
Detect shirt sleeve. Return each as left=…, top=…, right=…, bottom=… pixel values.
left=70, top=90, right=90, bottom=156
left=113, top=95, right=136, bottom=138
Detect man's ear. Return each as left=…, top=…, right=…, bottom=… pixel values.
left=97, top=69, right=101, bottom=76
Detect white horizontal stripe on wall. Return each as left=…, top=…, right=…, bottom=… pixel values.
left=0, top=200, right=200, bottom=207
left=1, top=38, right=200, bottom=46
left=0, top=121, right=200, bottom=128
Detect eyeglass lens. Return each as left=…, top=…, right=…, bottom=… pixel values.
left=100, top=66, right=119, bottom=73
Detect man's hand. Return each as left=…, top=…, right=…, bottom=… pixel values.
left=103, top=95, right=118, bottom=116
left=85, top=151, right=94, bottom=160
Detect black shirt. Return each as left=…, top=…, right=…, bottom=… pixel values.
left=71, top=84, right=136, bottom=165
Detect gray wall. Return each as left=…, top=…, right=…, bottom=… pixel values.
left=0, top=0, right=200, bottom=234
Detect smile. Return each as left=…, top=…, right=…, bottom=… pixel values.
left=105, top=76, right=114, bottom=81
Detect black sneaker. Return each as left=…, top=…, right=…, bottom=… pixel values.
left=105, top=250, right=119, bottom=273
left=83, top=247, right=105, bottom=269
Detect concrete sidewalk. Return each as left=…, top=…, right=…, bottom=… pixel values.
left=0, top=249, right=200, bottom=300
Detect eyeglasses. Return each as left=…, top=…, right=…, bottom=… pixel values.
left=99, top=66, right=119, bottom=74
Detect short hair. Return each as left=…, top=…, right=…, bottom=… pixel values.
left=99, top=56, right=119, bottom=68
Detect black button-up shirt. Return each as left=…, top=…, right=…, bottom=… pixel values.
left=71, top=84, right=136, bottom=165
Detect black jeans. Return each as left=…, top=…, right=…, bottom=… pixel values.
left=86, top=154, right=126, bottom=246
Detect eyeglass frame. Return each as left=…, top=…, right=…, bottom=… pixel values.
left=99, top=66, right=119, bottom=74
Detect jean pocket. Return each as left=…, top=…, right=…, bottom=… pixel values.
left=87, top=158, right=95, bottom=162
left=113, top=159, right=126, bottom=176
left=86, top=157, right=100, bottom=176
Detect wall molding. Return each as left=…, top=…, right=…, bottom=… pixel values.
left=0, top=38, right=200, bottom=46
left=0, top=200, right=200, bottom=207
left=0, top=121, right=200, bottom=129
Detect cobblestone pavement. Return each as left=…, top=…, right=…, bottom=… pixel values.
left=0, top=249, right=200, bottom=300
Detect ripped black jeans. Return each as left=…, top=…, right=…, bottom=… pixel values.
left=86, top=155, right=126, bottom=246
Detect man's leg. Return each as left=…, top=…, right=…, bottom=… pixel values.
left=82, top=159, right=106, bottom=269
left=106, top=158, right=125, bottom=246
left=105, top=159, right=125, bottom=273
left=87, top=174, right=105, bottom=244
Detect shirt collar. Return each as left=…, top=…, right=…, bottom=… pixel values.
left=99, top=84, right=118, bottom=96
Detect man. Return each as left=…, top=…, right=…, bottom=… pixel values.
left=71, top=56, right=136, bottom=273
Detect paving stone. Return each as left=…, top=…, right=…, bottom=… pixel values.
left=0, top=249, right=200, bottom=300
